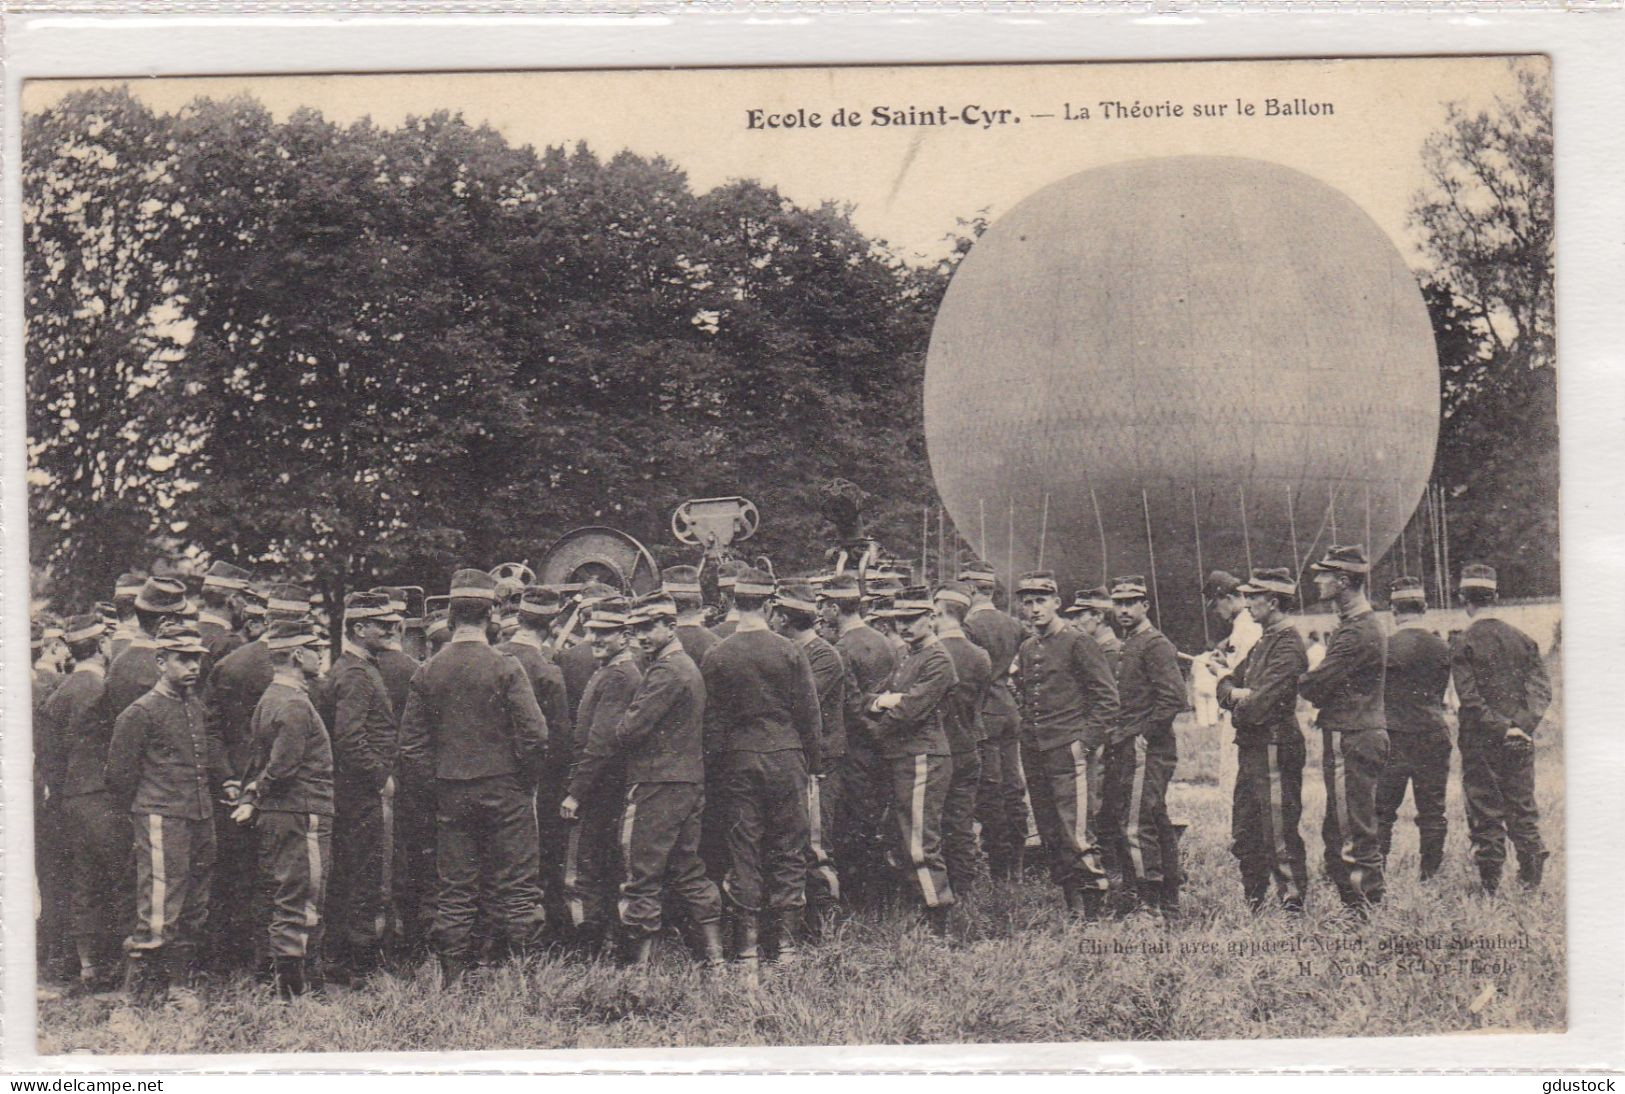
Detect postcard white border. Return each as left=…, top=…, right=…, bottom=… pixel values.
left=3, top=4, right=1622, bottom=1074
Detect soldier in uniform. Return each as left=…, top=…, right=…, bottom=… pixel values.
left=46, top=614, right=129, bottom=992
left=105, top=621, right=230, bottom=1006
left=424, top=610, right=450, bottom=656
left=1298, top=545, right=1390, bottom=912
left=370, top=587, right=422, bottom=714
left=33, top=617, right=72, bottom=981
left=197, top=561, right=252, bottom=676
left=823, top=571, right=897, bottom=906
left=770, top=584, right=846, bottom=937
left=1103, top=576, right=1188, bottom=918
left=701, top=568, right=822, bottom=969
left=398, top=570, right=549, bottom=986
left=1217, top=568, right=1311, bottom=913
left=1015, top=572, right=1119, bottom=920
left=109, top=572, right=146, bottom=660
left=240, top=586, right=268, bottom=645
left=932, top=582, right=992, bottom=898
left=1067, top=588, right=1122, bottom=675
left=1376, top=576, right=1454, bottom=881
left=499, top=586, right=573, bottom=935
left=665, top=566, right=719, bottom=666
left=205, top=582, right=312, bottom=972
left=1452, top=563, right=1553, bottom=893
left=561, top=597, right=641, bottom=951
left=865, top=589, right=957, bottom=936
left=959, top=562, right=1029, bottom=884
left=318, top=591, right=402, bottom=980
left=558, top=582, right=621, bottom=721
left=370, top=586, right=429, bottom=958
left=232, top=620, right=335, bottom=1000
left=561, top=597, right=724, bottom=967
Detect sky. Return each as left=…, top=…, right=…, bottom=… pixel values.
left=24, top=55, right=1538, bottom=265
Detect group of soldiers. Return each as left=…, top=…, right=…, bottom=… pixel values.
left=29, top=541, right=1553, bottom=1007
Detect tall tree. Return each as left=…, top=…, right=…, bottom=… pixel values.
left=1409, top=61, right=1557, bottom=597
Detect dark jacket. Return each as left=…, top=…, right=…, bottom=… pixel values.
left=47, top=665, right=109, bottom=798
left=701, top=625, right=823, bottom=773
left=499, top=636, right=573, bottom=775
left=835, top=621, right=898, bottom=742
left=398, top=634, right=549, bottom=782
left=1017, top=624, right=1121, bottom=752
left=374, top=646, right=421, bottom=719
left=105, top=686, right=229, bottom=819
left=573, top=652, right=642, bottom=765
left=1094, top=630, right=1123, bottom=677
left=797, top=631, right=848, bottom=761
left=936, top=631, right=992, bottom=754
left=208, top=638, right=276, bottom=774
left=872, top=636, right=956, bottom=759
left=571, top=639, right=704, bottom=796
left=962, top=605, right=1024, bottom=736
left=1384, top=622, right=1452, bottom=744
left=318, top=647, right=398, bottom=794
left=243, top=679, right=335, bottom=816
left=1453, top=615, right=1552, bottom=737
left=675, top=622, right=719, bottom=667
left=558, top=641, right=601, bottom=724
left=1218, top=619, right=1307, bottom=744
left=1116, top=621, right=1187, bottom=744
left=1299, top=603, right=1388, bottom=734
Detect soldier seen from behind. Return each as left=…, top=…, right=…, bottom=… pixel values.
left=1452, top=563, right=1553, bottom=894
left=958, top=561, right=1029, bottom=885
left=931, top=581, right=992, bottom=899
left=1376, top=576, right=1454, bottom=881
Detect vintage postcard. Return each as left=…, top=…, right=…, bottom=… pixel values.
left=13, top=49, right=1576, bottom=1064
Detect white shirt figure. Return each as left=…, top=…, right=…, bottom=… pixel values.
left=1306, top=637, right=1326, bottom=671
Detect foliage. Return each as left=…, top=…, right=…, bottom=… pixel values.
left=24, top=89, right=953, bottom=611
left=1410, top=62, right=1557, bottom=597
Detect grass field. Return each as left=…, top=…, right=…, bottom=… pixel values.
left=37, top=684, right=1564, bottom=1056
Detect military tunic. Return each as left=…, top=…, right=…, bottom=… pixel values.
left=1218, top=619, right=1310, bottom=909
left=398, top=633, right=549, bottom=961
left=1102, top=620, right=1187, bottom=899
left=796, top=630, right=848, bottom=910
left=563, top=651, right=641, bottom=933
left=1299, top=600, right=1390, bottom=906
left=1017, top=623, right=1119, bottom=897
left=871, top=636, right=957, bottom=910
left=1376, top=621, right=1453, bottom=877
left=833, top=620, right=898, bottom=903
left=499, top=633, right=573, bottom=932
left=963, top=604, right=1030, bottom=881
left=1452, top=614, right=1552, bottom=879
left=936, top=630, right=992, bottom=895
left=243, top=679, right=336, bottom=959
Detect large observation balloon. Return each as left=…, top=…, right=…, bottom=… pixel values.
left=924, top=156, right=1439, bottom=647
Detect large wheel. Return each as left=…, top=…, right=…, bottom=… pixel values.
left=537, top=527, right=661, bottom=596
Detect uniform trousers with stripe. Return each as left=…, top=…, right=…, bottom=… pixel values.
left=256, top=811, right=333, bottom=958
left=975, top=731, right=1028, bottom=878
left=63, top=791, right=134, bottom=966
left=1101, top=732, right=1179, bottom=891
left=884, top=753, right=955, bottom=909
left=1458, top=731, right=1544, bottom=872
left=1021, top=738, right=1109, bottom=893
left=804, top=768, right=843, bottom=909
left=432, top=773, right=547, bottom=960
left=326, top=786, right=386, bottom=963
left=1320, top=727, right=1390, bottom=905
left=126, top=814, right=215, bottom=957
left=1230, top=737, right=1308, bottom=907
left=835, top=730, right=890, bottom=905
left=1375, top=731, right=1451, bottom=873
left=942, top=749, right=983, bottom=895
left=720, top=749, right=811, bottom=913
left=617, top=782, right=721, bottom=936
left=562, top=778, right=625, bottom=934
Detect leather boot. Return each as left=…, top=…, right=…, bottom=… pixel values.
left=731, top=912, right=760, bottom=986
left=1008, top=844, right=1026, bottom=882
left=923, top=905, right=951, bottom=940
left=438, top=952, right=469, bottom=990
left=1159, top=878, right=1182, bottom=919
left=124, top=953, right=163, bottom=1007
left=1517, top=850, right=1550, bottom=891
left=616, top=929, right=654, bottom=967
left=1419, top=838, right=1444, bottom=881
left=765, top=910, right=801, bottom=966
left=698, top=921, right=726, bottom=971
left=1077, top=888, right=1105, bottom=923
left=1479, top=862, right=1502, bottom=896
left=273, top=956, right=306, bottom=1003
left=1060, top=881, right=1085, bottom=919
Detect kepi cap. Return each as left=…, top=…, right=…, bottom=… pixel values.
left=1238, top=567, right=1298, bottom=599
left=1110, top=575, right=1151, bottom=601
left=134, top=576, right=190, bottom=615
left=1458, top=562, right=1498, bottom=594
left=1015, top=570, right=1059, bottom=597
left=1310, top=545, right=1370, bottom=575
left=154, top=620, right=209, bottom=655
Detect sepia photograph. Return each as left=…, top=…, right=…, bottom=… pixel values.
left=18, top=53, right=1563, bottom=1058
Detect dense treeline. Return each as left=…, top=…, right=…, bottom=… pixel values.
left=26, top=73, right=1557, bottom=614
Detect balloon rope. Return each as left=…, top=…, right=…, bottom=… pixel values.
left=1191, top=485, right=1211, bottom=648
left=1286, top=484, right=1302, bottom=582
left=1090, top=486, right=1109, bottom=585
left=1238, top=483, right=1254, bottom=576
left=979, top=498, right=988, bottom=561
left=1006, top=498, right=1016, bottom=613
left=1037, top=492, right=1051, bottom=569
left=1363, top=485, right=1373, bottom=582
left=1141, top=487, right=1163, bottom=632
left=1440, top=487, right=1453, bottom=605
left=1328, top=482, right=1339, bottom=544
